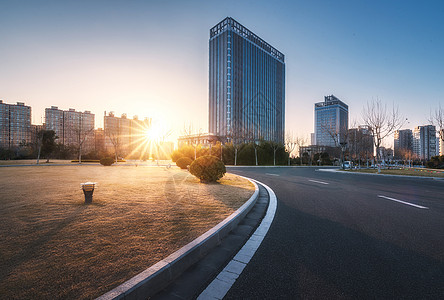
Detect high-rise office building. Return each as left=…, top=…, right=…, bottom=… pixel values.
left=209, top=17, right=285, bottom=143
left=0, top=100, right=32, bottom=148
left=394, top=129, right=413, bottom=159
left=314, top=95, right=349, bottom=147
left=413, top=125, right=437, bottom=161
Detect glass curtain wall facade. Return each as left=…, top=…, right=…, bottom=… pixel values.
left=209, top=17, right=285, bottom=144
left=314, top=95, right=349, bottom=147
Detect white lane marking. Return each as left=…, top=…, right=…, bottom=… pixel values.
left=197, top=180, right=277, bottom=300
left=308, top=179, right=329, bottom=185
left=265, top=173, right=280, bottom=176
left=377, top=195, right=429, bottom=209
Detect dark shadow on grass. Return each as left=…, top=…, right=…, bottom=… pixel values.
left=0, top=205, right=86, bottom=284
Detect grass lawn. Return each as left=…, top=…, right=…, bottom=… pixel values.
left=344, top=167, right=444, bottom=178
left=0, top=159, right=74, bottom=165
left=0, top=165, right=254, bottom=299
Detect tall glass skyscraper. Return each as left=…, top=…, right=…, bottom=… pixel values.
left=314, top=95, right=349, bottom=147
left=209, top=17, right=285, bottom=144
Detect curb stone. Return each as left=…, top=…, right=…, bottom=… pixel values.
left=317, top=168, right=444, bottom=181
left=96, top=176, right=259, bottom=300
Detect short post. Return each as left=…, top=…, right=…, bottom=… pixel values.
left=81, top=182, right=96, bottom=204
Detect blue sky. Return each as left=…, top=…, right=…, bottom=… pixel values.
left=1, top=0, right=443, bottom=145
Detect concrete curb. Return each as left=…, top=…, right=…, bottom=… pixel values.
left=198, top=179, right=278, bottom=300
left=227, top=165, right=337, bottom=168
left=317, top=168, right=444, bottom=181
left=97, top=176, right=259, bottom=300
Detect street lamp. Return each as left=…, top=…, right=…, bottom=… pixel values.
left=340, top=141, right=347, bottom=169
left=81, top=182, right=96, bottom=204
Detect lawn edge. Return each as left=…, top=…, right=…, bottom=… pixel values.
left=96, top=174, right=259, bottom=300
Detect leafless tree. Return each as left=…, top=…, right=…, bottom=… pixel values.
left=295, top=135, right=308, bottom=166
left=244, top=128, right=262, bottom=166
left=320, top=120, right=350, bottom=167
left=270, top=142, right=284, bottom=166
left=430, top=104, right=444, bottom=143
left=73, top=121, right=94, bottom=164
left=106, top=130, right=120, bottom=163
left=362, top=99, right=404, bottom=163
left=154, top=129, right=172, bottom=166
left=400, top=148, right=414, bottom=167
left=285, top=133, right=297, bottom=166
left=227, top=131, right=247, bottom=166
left=182, top=123, right=203, bottom=160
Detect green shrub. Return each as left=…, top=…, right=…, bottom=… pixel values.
left=189, top=155, right=226, bottom=183
left=100, top=157, right=114, bottom=166
left=171, top=150, right=183, bottom=162
left=176, top=157, right=193, bottom=169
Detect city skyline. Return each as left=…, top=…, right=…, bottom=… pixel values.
left=1, top=1, right=443, bottom=145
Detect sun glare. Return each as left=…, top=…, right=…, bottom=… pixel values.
left=146, top=126, right=162, bottom=141
left=145, top=119, right=167, bottom=142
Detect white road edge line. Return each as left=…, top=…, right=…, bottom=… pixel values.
left=265, top=173, right=280, bottom=176
left=197, top=179, right=277, bottom=300
left=377, top=195, right=429, bottom=209
left=308, top=179, right=329, bottom=185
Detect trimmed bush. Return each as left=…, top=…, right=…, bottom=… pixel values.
left=176, top=157, right=193, bottom=169
left=100, top=157, right=114, bottom=166
left=171, top=150, right=183, bottom=163
left=189, top=155, right=226, bottom=183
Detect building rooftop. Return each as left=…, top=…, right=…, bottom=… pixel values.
left=315, top=95, right=348, bottom=109
left=210, top=17, right=284, bottom=63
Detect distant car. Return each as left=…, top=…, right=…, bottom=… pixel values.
left=342, top=161, right=352, bottom=169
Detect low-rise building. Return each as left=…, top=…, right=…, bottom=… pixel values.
left=177, top=133, right=220, bottom=148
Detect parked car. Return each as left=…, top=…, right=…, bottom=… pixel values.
left=342, top=161, right=352, bottom=169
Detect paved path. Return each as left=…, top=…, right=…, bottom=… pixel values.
left=223, top=167, right=444, bottom=299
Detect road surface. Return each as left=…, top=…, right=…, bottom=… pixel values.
left=224, top=167, right=444, bottom=299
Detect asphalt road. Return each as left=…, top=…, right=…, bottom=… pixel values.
left=224, top=167, right=444, bottom=299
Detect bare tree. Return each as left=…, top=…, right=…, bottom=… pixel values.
left=270, top=142, right=284, bottom=166
left=154, top=129, right=172, bottom=166
left=400, top=148, right=414, bottom=167
left=73, top=120, right=94, bottom=164
left=106, top=130, right=120, bottom=163
left=319, top=120, right=349, bottom=167
left=296, top=135, right=307, bottom=166
left=227, top=130, right=248, bottom=166
left=182, top=123, right=203, bottom=160
left=430, top=104, right=444, bottom=143
left=244, top=128, right=261, bottom=166
left=362, top=99, right=404, bottom=163
left=285, top=133, right=297, bottom=166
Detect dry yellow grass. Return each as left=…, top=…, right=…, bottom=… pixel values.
left=0, top=165, right=254, bottom=299
left=0, top=159, right=74, bottom=165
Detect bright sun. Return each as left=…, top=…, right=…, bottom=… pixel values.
left=145, top=119, right=165, bottom=141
